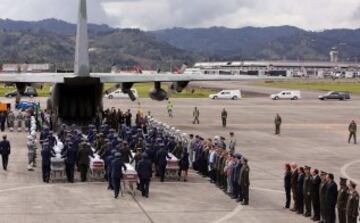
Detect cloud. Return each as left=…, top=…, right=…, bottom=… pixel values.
left=0, top=0, right=358, bottom=30
left=0, top=0, right=111, bottom=24
left=102, top=0, right=360, bottom=30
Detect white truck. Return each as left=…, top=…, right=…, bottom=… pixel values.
left=270, top=90, right=301, bottom=100
left=209, top=90, right=241, bottom=100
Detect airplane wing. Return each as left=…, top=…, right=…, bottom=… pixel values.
left=90, top=72, right=280, bottom=83
left=0, top=73, right=73, bottom=83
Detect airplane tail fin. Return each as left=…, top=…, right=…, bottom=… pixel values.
left=178, top=64, right=188, bottom=74
left=74, top=0, right=90, bottom=77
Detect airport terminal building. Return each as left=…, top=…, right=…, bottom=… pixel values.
left=191, top=60, right=360, bottom=78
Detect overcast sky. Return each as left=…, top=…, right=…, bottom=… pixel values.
left=0, top=0, right=359, bottom=30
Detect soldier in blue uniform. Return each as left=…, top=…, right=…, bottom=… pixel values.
left=137, top=153, right=152, bottom=197
left=61, top=142, right=77, bottom=183
left=156, top=144, right=171, bottom=182
left=111, top=152, right=127, bottom=199
left=41, top=142, right=55, bottom=183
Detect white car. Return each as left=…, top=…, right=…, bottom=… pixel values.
left=209, top=90, right=241, bottom=100
left=105, top=89, right=139, bottom=99
left=270, top=90, right=301, bottom=100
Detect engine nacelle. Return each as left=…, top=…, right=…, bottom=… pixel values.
left=170, top=81, right=189, bottom=93
left=15, top=83, right=26, bottom=95
left=149, top=88, right=168, bottom=101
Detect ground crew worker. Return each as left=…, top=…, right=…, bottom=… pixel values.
left=303, top=166, right=312, bottom=217
left=348, top=120, right=357, bottom=144
left=239, top=157, right=250, bottom=205
left=0, top=135, right=11, bottom=171
left=337, top=177, right=348, bottom=223
left=221, top=108, right=227, bottom=127
left=275, top=113, right=282, bottom=135
left=193, top=107, right=200, bottom=124
left=346, top=181, right=359, bottom=223
left=111, top=152, right=127, bottom=199
left=167, top=101, right=174, bottom=118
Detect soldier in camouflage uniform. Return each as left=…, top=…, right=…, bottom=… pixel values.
left=348, top=120, right=357, bottom=144
left=239, top=157, right=250, bottom=205
left=337, top=177, right=348, bottom=223
left=346, top=181, right=359, bottom=223
left=274, top=113, right=282, bottom=135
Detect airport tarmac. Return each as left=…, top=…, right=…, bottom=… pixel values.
left=1, top=95, right=360, bottom=223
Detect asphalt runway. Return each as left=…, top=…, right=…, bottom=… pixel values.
left=1, top=95, right=360, bottom=223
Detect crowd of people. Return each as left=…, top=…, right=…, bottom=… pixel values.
left=26, top=109, right=191, bottom=199
left=284, top=163, right=359, bottom=223
left=187, top=132, right=250, bottom=205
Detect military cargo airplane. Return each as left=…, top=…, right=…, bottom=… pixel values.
left=0, top=0, right=277, bottom=124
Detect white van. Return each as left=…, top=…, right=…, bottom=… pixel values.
left=105, top=89, right=139, bottom=99
left=209, top=90, right=241, bottom=100
left=270, top=90, right=301, bottom=100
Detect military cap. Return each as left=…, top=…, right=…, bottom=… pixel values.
left=114, top=152, right=122, bottom=158
left=234, top=153, right=242, bottom=159
left=340, top=177, right=347, bottom=182
left=304, top=165, right=311, bottom=170
left=320, top=171, right=327, bottom=175
left=349, top=180, right=357, bottom=188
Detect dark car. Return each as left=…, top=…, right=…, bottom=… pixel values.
left=5, top=87, right=38, bottom=98
left=318, top=91, right=351, bottom=100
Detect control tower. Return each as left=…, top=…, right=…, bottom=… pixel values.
left=330, top=47, right=339, bottom=63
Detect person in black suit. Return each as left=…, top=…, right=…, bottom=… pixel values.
left=311, top=169, right=321, bottom=221
left=156, top=145, right=171, bottom=182
left=0, top=135, right=11, bottom=170
left=325, top=173, right=338, bottom=223
left=0, top=112, right=6, bottom=132
left=284, top=163, right=292, bottom=209
left=137, top=153, right=153, bottom=197
left=296, top=167, right=305, bottom=214
left=111, top=152, right=127, bottom=199
left=290, top=163, right=299, bottom=212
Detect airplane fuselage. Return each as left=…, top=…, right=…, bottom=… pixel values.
left=51, top=77, right=103, bottom=124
